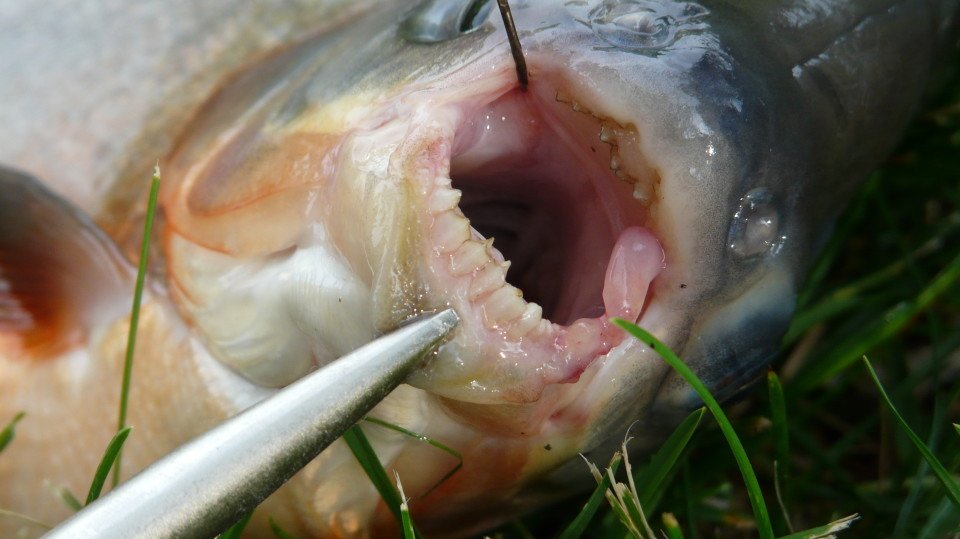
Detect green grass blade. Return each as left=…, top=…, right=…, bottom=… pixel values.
left=395, top=472, right=416, bottom=539
left=217, top=512, right=253, bottom=539
left=776, top=514, right=859, bottom=538
left=794, top=175, right=876, bottom=310
left=662, top=513, right=685, bottom=539
left=633, top=407, right=704, bottom=510
left=557, top=453, right=622, bottom=539
left=894, top=394, right=948, bottom=537
left=400, top=502, right=415, bottom=539
left=605, top=473, right=642, bottom=538
left=612, top=318, right=775, bottom=539
left=954, top=423, right=959, bottom=438
left=917, top=497, right=960, bottom=539
left=0, top=508, right=52, bottom=530
left=269, top=517, right=298, bottom=539
left=342, top=425, right=422, bottom=538
left=112, top=167, right=161, bottom=488
left=85, top=426, right=132, bottom=505
left=681, top=462, right=698, bottom=539
left=57, top=487, right=83, bottom=512
left=0, top=412, right=25, bottom=454
left=767, top=371, right=793, bottom=534
left=363, top=416, right=462, bottom=496
left=787, top=211, right=960, bottom=345
left=862, top=356, right=960, bottom=509
left=615, top=481, right=651, bottom=538
left=794, top=250, right=960, bottom=390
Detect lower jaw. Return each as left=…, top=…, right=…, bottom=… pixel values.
left=401, top=75, right=666, bottom=405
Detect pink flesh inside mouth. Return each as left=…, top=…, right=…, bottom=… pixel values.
left=417, top=79, right=665, bottom=403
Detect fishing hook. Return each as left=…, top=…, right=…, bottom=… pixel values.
left=497, top=0, right=528, bottom=88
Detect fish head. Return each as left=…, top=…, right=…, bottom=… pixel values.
left=158, top=0, right=840, bottom=532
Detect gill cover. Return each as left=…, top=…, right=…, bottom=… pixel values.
left=0, top=166, right=133, bottom=361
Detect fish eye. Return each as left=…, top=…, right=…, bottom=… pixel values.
left=727, top=187, right=785, bottom=258
left=402, top=0, right=493, bottom=43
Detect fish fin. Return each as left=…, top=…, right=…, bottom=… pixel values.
left=0, top=166, right=133, bottom=361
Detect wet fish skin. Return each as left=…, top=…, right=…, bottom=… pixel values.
left=0, top=1, right=958, bottom=538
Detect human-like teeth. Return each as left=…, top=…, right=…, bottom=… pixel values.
left=449, top=240, right=490, bottom=276
left=482, top=285, right=525, bottom=328
left=433, top=211, right=471, bottom=253
left=429, top=187, right=461, bottom=214
left=633, top=182, right=653, bottom=203
left=599, top=123, right=617, bottom=145
left=610, top=153, right=621, bottom=171
left=506, top=302, right=543, bottom=340
left=468, top=261, right=509, bottom=300
left=564, top=318, right=603, bottom=360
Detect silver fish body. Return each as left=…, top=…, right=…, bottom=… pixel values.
left=0, top=0, right=957, bottom=537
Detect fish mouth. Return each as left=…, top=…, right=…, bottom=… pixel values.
left=402, top=68, right=666, bottom=404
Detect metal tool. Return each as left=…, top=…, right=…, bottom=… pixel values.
left=42, top=308, right=459, bottom=539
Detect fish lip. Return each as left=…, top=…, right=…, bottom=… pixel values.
left=391, top=65, right=669, bottom=405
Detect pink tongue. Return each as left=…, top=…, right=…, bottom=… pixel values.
left=602, top=226, right=664, bottom=321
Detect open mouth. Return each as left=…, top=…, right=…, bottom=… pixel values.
left=411, top=72, right=666, bottom=403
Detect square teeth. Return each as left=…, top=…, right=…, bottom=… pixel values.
left=506, top=302, right=543, bottom=340
left=482, top=285, right=525, bottom=328
left=468, top=262, right=507, bottom=301
left=599, top=124, right=618, bottom=145
left=536, top=319, right=553, bottom=335
left=564, top=319, right=602, bottom=359
left=633, top=181, right=652, bottom=202
left=429, top=188, right=461, bottom=214
left=610, top=154, right=621, bottom=171
left=433, top=211, right=470, bottom=254
left=449, top=240, right=490, bottom=276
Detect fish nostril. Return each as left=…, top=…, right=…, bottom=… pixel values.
left=586, top=0, right=709, bottom=52
left=402, top=0, right=493, bottom=44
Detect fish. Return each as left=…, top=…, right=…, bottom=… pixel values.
left=1, top=0, right=957, bottom=537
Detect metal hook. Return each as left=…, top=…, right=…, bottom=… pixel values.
left=497, top=0, right=528, bottom=88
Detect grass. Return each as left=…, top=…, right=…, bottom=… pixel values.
left=0, top=412, right=25, bottom=455
left=84, top=427, right=133, bottom=506
left=111, top=165, right=161, bottom=487
left=613, top=319, right=775, bottom=539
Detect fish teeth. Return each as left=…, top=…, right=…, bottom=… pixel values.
left=609, top=153, right=621, bottom=171
left=449, top=240, right=490, bottom=276
left=536, top=319, right=553, bottom=336
left=564, top=319, right=602, bottom=360
left=468, top=261, right=508, bottom=301
left=433, top=211, right=471, bottom=254
left=633, top=181, right=653, bottom=203
left=599, top=124, right=618, bottom=145
left=506, top=302, right=543, bottom=340
left=429, top=188, right=461, bottom=214
left=482, top=285, right=525, bottom=328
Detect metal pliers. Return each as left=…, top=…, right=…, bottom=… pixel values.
left=42, top=309, right=459, bottom=539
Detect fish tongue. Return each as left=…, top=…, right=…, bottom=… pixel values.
left=602, top=226, right=663, bottom=322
